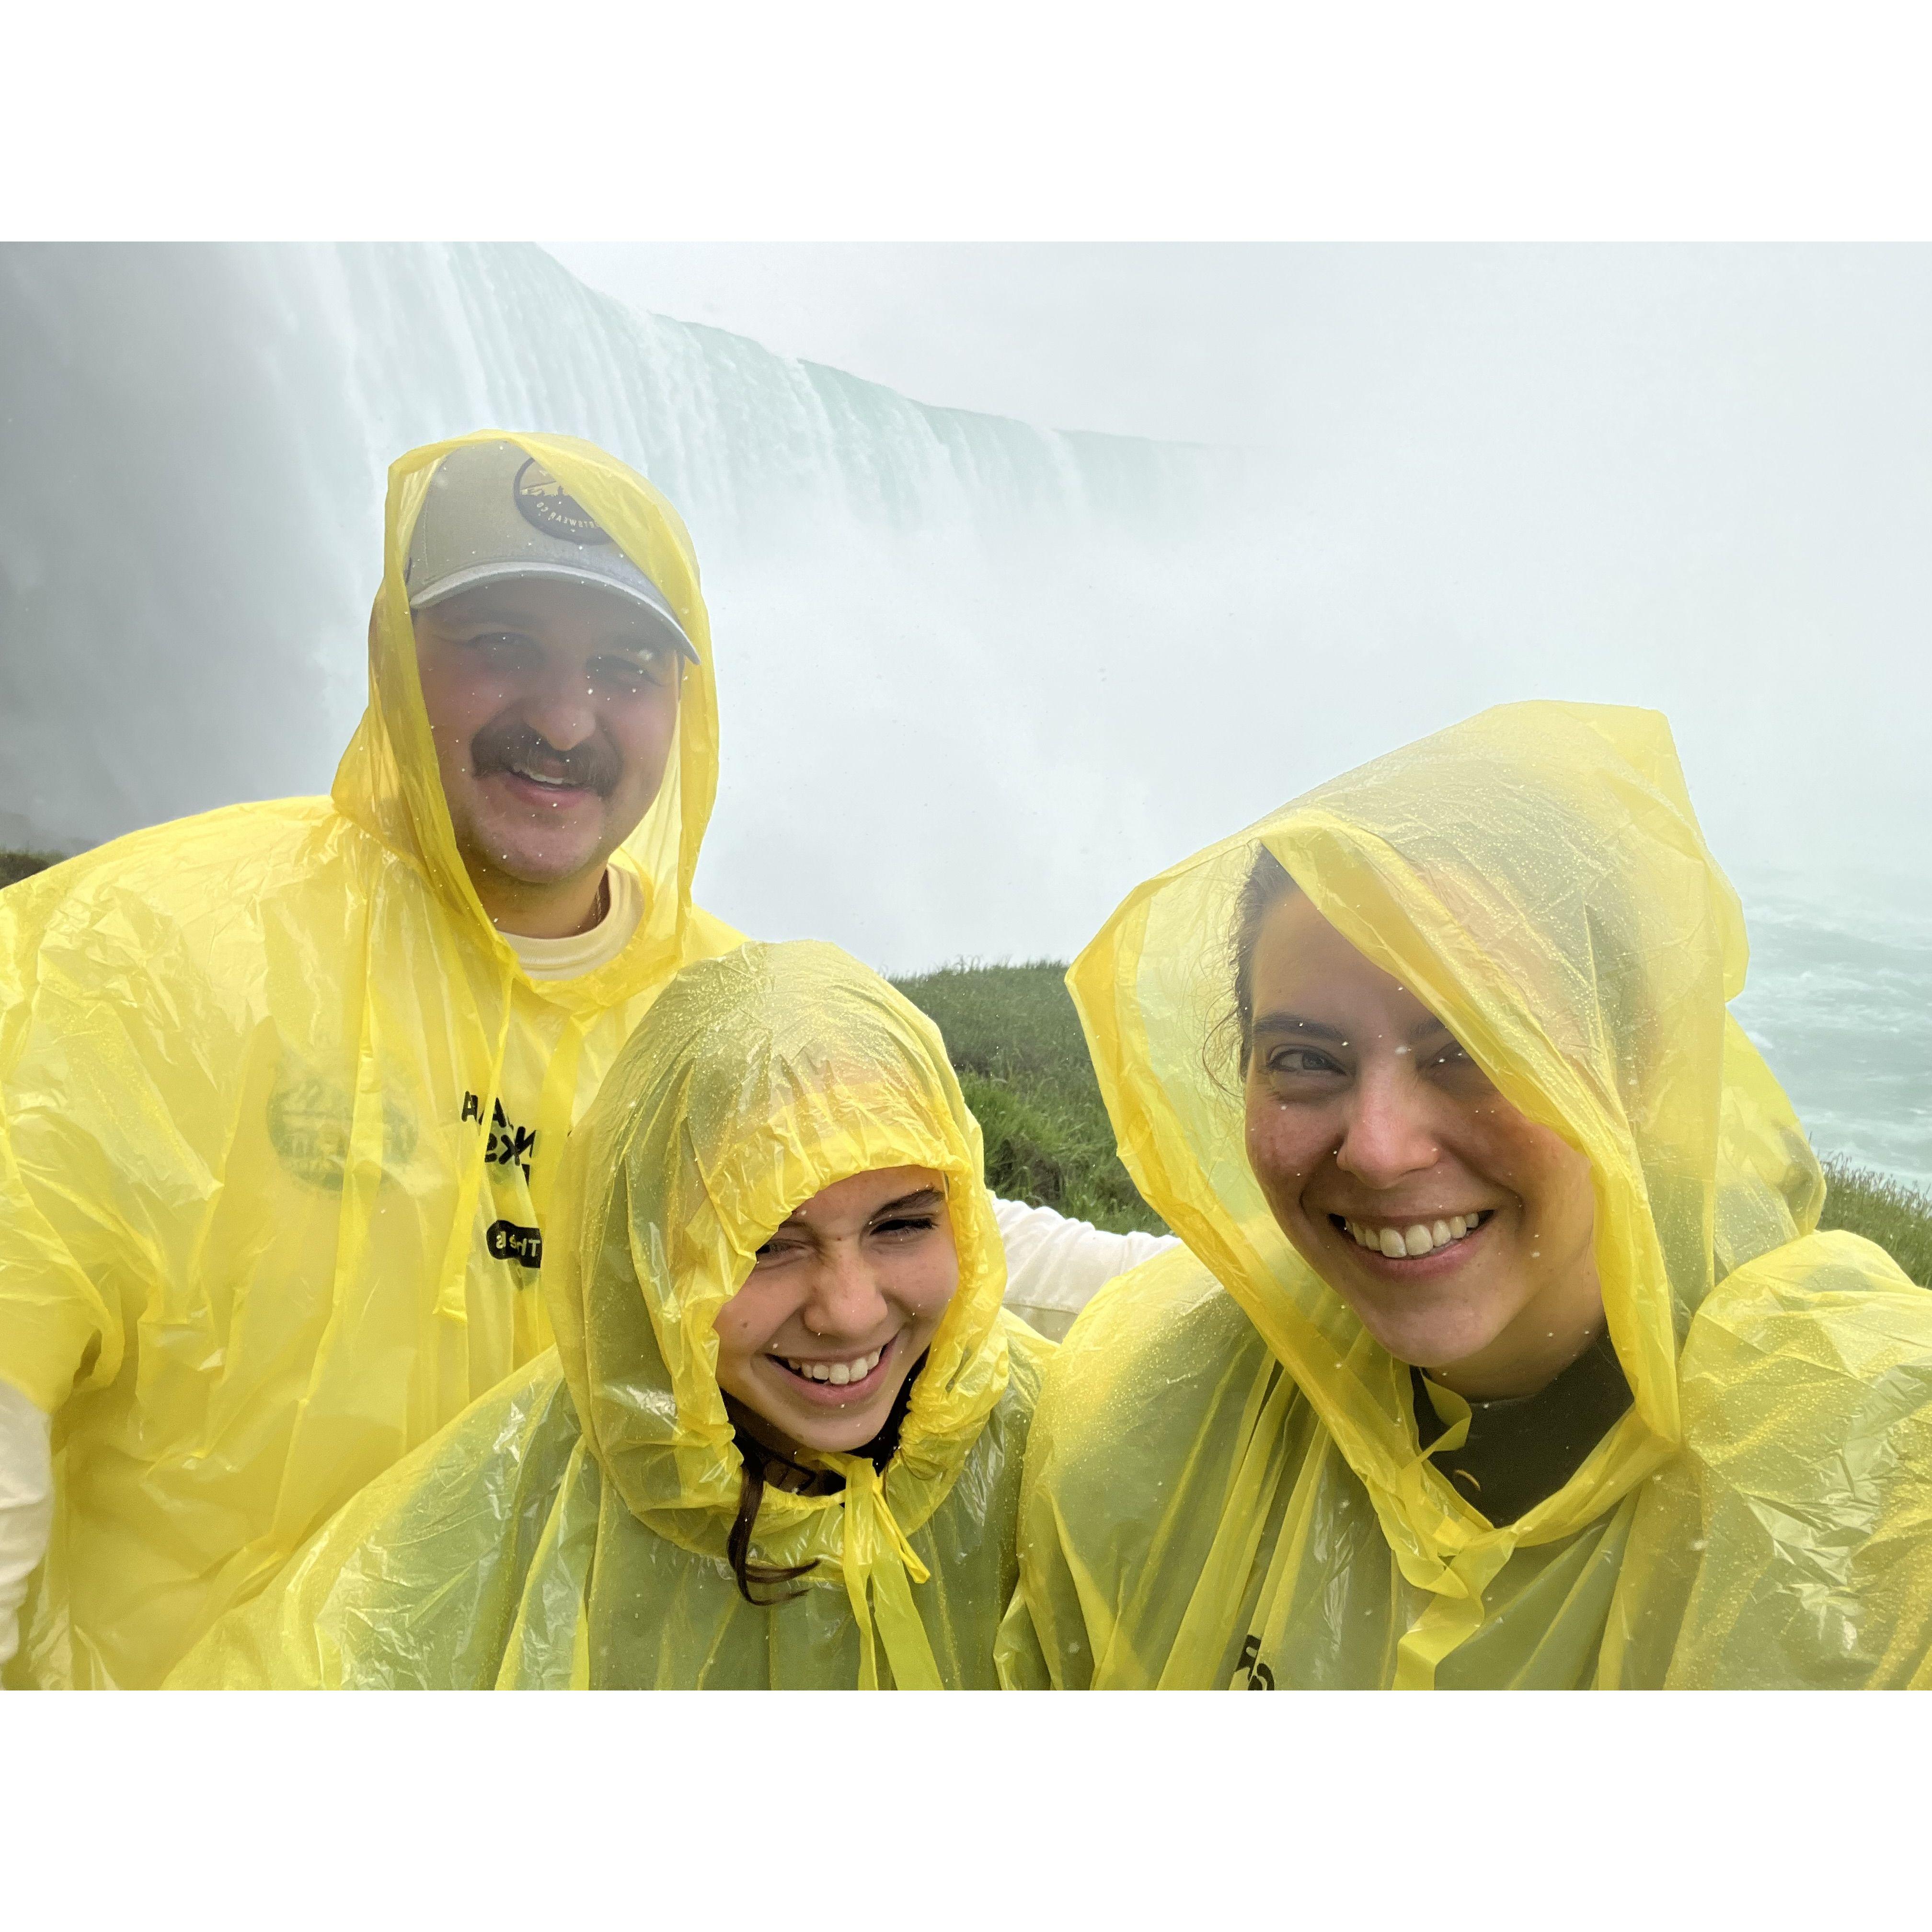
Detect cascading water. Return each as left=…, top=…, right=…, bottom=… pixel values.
left=0, top=242, right=1242, bottom=858
left=1, top=242, right=1926, bottom=1186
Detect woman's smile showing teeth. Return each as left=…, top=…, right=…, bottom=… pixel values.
left=775, top=1343, right=889, bottom=1387
left=1333, top=1210, right=1494, bottom=1258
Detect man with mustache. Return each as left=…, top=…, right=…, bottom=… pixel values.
left=0, top=433, right=1162, bottom=1687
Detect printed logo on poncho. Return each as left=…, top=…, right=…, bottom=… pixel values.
left=513, top=459, right=612, bottom=544
left=486, top=1219, right=543, bottom=1269
left=461, top=1091, right=537, bottom=1182
left=267, top=1059, right=418, bottom=1191
left=1230, top=1633, right=1275, bottom=1690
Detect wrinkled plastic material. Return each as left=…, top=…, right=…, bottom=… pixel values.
left=998, top=702, right=1932, bottom=1689
left=172, top=941, right=1049, bottom=1689
left=0, top=433, right=742, bottom=1689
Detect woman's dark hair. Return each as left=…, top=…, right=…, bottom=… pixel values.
left=1206, top=844, right=1300, bottom=1089
left=724, top=1352, right=927, bottom=1607
left=724, top=1456, right=818, bottom=1607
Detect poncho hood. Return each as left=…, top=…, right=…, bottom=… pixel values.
left=545, top=939, right=1013, bottom=1685
left=1068, top=701, right=1821, bottom=1631
left=333, top=430, right=723, bottom=1012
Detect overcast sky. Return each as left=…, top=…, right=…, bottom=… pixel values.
left=551, top=243, right=1932, bottom=941
left=549, top=242, right=1932, bottom=447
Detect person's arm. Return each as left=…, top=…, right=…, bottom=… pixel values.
left=0, top=1094, right=118, bottom=1685
left=991, top=1196, right=1177, bottom=1343
left=0, top=1380, right=53, bottom=1675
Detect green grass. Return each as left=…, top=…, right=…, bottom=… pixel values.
left=895, top=959, right=1932, bottom=1285
left=0, top=850, right=64, bottom=888
left=1819, top=1160, right=1932, bottom=1288
left=890, top=960, right=1166, bottom=1234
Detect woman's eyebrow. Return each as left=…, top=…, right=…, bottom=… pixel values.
left=1251, top=1012, right=1350, bottom=1043
left=873, top=1188, right=945, bottom=1218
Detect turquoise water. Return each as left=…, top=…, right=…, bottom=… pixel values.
left=1733, top=889, right=1932, bottom=1193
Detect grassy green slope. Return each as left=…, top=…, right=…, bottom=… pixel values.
left=889, top=961, right=1164, bottom=1234
left=1817, top=1162, right=1932, bottom=1288
left=893, top=959, right=1932, bottom=1286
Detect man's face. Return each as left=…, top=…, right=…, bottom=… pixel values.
left=412, top=577, right=684, bottom=902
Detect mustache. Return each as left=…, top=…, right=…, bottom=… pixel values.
left=470, top=718, right=621, bottom=797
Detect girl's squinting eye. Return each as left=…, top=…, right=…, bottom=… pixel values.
left=873, top=1213, right=940, bottom=1238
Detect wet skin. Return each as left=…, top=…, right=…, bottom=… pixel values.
left=1242, top=890, right=1604, bottom=1399
left=713, top=1165, right=960, bottom=1460
left=412, top=578, right=683, bottom=938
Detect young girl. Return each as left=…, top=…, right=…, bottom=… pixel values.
left=999, top=701, right=1932, bottom=1689
left=174, top=941, right=1051, bottom=1689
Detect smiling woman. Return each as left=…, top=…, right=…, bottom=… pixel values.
left=713, top=1163, right=963, bottom=1602
left=999, top=701, right=1932, bottom=1690
left=1238, top=863, right=1605, bottom=1401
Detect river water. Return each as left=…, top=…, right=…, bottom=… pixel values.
left=1732, top=884, right=1932, bottom=1192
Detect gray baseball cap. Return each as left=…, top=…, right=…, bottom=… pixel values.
left=405, top=439, right=698, bottom=663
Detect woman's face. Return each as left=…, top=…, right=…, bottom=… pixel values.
left=1242, top=889, right=1604, bottom=1399
left=713, top=1164, right=959, bottom=1458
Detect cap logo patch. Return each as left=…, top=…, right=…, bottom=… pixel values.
left=513, top=458, right=613, bottom=545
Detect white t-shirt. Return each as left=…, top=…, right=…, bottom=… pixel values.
left=502, top=864, right=643, bottom=980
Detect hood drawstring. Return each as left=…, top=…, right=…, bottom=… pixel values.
left=827, top=1454, right=942, bottom=1691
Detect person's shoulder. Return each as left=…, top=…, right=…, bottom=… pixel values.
left=7, top=799, right=359, bottom=939
left=169, top=1353, right=580, bottom=1689
left=1011, top=1250, right=1270, bottom=1607
left=1, top=799, right=397, bottom=1001
left=994, top=1306, right=1057, bottom=1408
left=1647, top=1233, right=1932, bottom=1686
left=1060, top=1241, right=1255, bottom=1368
left=959, top=1313, right=1056, bottom=1467
left=1691, top=1227, right=1932, bottom=1356
left=1035, top=1245, right=1264, bottom=1456
left=1682, top=1229, right=1932, bottom=1464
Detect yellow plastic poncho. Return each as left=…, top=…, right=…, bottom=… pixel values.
left=172, top=941, right=1051, bottom=1689
left=997, top=701, right=1932, bottom=1690
left=0, top=431, right=743, bottom=1689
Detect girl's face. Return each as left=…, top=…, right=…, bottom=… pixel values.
left=713, top=1164, right=959, bottom=1459
left=1242, top=891, right=1604, bottom=1399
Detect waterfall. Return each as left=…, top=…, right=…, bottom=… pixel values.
left=4, top=242, right=1926, bottom=1184
left=0, top=242, right=1247, bottom=860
